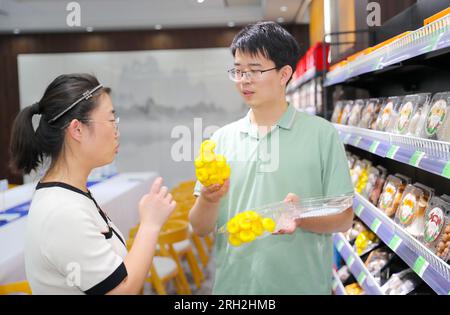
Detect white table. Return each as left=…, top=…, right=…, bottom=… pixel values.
left=0, top=172, right=158, bottom=284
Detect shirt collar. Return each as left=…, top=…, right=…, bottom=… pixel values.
left=239, top=103, right=296, bottom=134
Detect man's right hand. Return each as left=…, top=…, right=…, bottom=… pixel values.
left=200, top=179, right=230, bottom=204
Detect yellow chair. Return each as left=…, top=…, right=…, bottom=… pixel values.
left=126, top=237, right=184, bottom=295
left=159, top=220, right=205, bottom=292
left=0, top=281, right=32, bottom=295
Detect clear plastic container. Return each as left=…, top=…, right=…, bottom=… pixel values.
left=369, top=166, right=387, bottom=206
left=348, top=99, right=365, bottom=126
left=421, top=92, right=450, bottom=141
left=375, top=97, right=403, bottom=131
left=423, top=196, right=450, bottom=262
left=359, top=98, right=382, bottom=129
left=218, top=193, right=354, bottom=248
left=378, top=174, right=410, bottom=217
left=393, top=94, right=430, bottom=135
left=401, top=93, right=432, bottom=136
left=340, top=100, right=354, bottom=125
left=331, top=100, right=344, bottom=123
left=395, top=183, right=434, bottom=240
left=362, top=166, right=381, bottom=199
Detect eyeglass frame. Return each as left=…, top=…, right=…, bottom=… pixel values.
left=81, top=116, right=120, bottom=132
left=227, top=67, right=278, bottom=82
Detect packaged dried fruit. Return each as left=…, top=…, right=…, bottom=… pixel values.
left=395, top=183, right=434, bottom=240
left=359, top=98, right=382, bottom=129
left=375, top=97, right=403, bottom=131
left=423, top=196, right=450, bottom=261
left=378, top=174, right=410, bottom=217
left=421, top=92, right=450, bottom=141
left=218, top=193, right=354, bottom=248
left=348, top=99, right=365, bottom=126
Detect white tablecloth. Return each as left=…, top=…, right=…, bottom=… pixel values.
left=0, top=172, right=157, bottom=284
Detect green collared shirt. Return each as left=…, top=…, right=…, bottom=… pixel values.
left=195, top=104, right=353, bottom=294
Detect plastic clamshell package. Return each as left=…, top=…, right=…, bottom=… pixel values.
left=331, top=101, right=344, bottom=123
left=375, top=96, right=403, bottom=132
left=218, top=193, right=354, bottom=248
left=359, top=98, right=382, bottom=129
left=421, top=92, right=450, bottom=141
left=423, top=196, right=450, bottom=262
left=347, top=99, right=365, bottom=126
left=394, top=183, right=434, bottom=240
left=378, top=174, right=410, bottom=217
left=340, top=100, right=354, bottom=125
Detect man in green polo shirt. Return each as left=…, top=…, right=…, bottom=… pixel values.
left=189, top=22, right=354, bottom=294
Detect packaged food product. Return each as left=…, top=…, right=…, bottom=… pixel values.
left=421, top=92, right=450, bottom=141
left=351, top=159, right=371, bottom=187
left=369, top=166, right=387, bottom=205
left=347, top=99, right=365, bottom=126
left=401, top=93, right=432, bottom=136
left=375, top=97, right=403, bottom=131
left=378, top=174, right=410, bottom=217
left=354, top=230, right=378, bottom=255
left=423, top=196, right=450, bottom=261
left=365, top=248, right=394, bottom=282
left=218, top=193, right=354, bottom=247
left=395, top=183, right=434, bottom=239
left=359, top=98, right=382, bottom=129
left=195, top=140, right=231, bottom=187
left=340, top=101, right=354, bottom=125
left=381, top=269, right=421, bottom=295
left=347, top=153, right=358, bottom=170
left=331, top=101, right=344, bottom=123
left=345, top=283, right=364, bottom=295
left=362, top=166, right=381, bottom=199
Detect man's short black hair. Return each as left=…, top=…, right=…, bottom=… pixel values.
left=231, top=21, right=301, bottom=78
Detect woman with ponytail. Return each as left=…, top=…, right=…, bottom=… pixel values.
left=10, top=73, right=176, bottom=294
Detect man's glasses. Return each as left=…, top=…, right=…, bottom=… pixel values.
left=227, top=67, right=278, bottom=82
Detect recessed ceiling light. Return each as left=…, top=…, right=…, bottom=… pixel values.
left=228, top=21, right=235, bottom=27
left=86, top=27, right=94, bottom=32
left=13, top=28, right=20, bottom=34
left=197, top=0, right=205, bottom=3
left=277, top=17, right=285, bottom=23
left=280, top=6, right=288, bottom=12
left=155, top=24, right=162, bottom=30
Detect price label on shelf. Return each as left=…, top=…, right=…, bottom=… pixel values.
left=388, top=235, right=402, bottom=252
left=353, top=136, right=362, bottom=147
left=336, top=239, right=345, bottom=252
left=343, top=133, right=352, bottom=144
left=370, top=218, right=382, bottom=233
left=413, top=256, right=429, bottom=278
left=369, top=140, right=380, bottom=153
left=355, top=204, right=364, bottom=216
left=346, top=255, right=355, bottom=268
left=442, top=160, right=450, bottom=179
left=386, top=145, right=400, bottom=159
left=409, top=150, right=425, bottom=167
left=357, top=271, right=367, bottom=285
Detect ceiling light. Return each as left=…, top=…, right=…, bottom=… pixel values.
left=227, top=21, right=235, bottom=27
left=280, top=6, right=288, bottom=12
left=86, top=27, right=94, bottom=32
left=277, top=17, right=285, bottom=23
left=155, top=24, right=162, bottom=30
left=197, top=0, right=205, bottom=3
left=13, top=28, right=20, bottom=34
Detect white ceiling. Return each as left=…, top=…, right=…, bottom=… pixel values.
left=0, top=0, right=310, bottom=34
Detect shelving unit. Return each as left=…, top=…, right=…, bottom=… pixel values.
left=332, top=269, right=347, bottom=295
left=333, top=124, right=450, bottom=179
left=324, top=14, right=450, bottom=87
left=352, top=192, right=450, bottom=295
left=333, top=233, right=384, bottom=295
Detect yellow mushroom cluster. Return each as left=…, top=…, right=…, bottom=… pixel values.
left=226, top=211, right=276, bottom=247
left=195, top=140, right=231, bottom=187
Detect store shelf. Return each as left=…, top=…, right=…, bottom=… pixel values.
left=324, top=14, right=450, bottom=87
left=286, top=68, right=321, bottom=94
left=353, top=192, right=450, bottom=295
left=332, top=269, right=347, bottom=295
left=334, top=124, right=450, bottom=179
left=333, top=233, right=384, bottom=295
